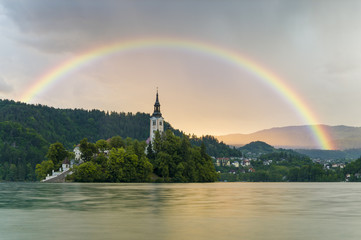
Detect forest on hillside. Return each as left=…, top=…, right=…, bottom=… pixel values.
left=0, top=99, right=242, bottom=181
left=0, top=121, right=47, bottom=181
left=0, top=99, right=165, bottom=147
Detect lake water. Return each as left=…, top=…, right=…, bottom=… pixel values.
left=0, top=182, right=360, bottom=240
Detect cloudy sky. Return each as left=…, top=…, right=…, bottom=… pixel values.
left=1, top=0, right=361, bottom=136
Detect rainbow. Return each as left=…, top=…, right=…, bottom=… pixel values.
left=19, top=37, right=334, bottom=150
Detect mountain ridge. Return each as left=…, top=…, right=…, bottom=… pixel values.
left=217, top=125, right=361, bottom=150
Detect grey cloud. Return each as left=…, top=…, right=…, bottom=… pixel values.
left=2, top=0, right=361, bottom=81
left=1, top=1, right=149, bottom=51
left=0, top=0, right=296, bottom=53
left=0, top=76, right=13, bottom=93
left=322, top=60, right=360, bottom=75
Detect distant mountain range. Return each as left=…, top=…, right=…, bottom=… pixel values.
left=217, top=125, right=361, bottom=150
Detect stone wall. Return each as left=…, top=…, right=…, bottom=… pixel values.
left=42, top=170, right=72, bottom=183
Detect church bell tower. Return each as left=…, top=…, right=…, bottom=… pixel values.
left=150, top=89, right=164, bottom=143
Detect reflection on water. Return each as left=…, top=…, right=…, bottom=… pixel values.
left=0, top=183, right=361, bottom=240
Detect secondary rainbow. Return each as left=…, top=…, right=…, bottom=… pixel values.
left=20, top=37, right=334, bottom=150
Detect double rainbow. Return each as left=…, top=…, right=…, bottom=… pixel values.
left=19, top=37, right=333, bottom=150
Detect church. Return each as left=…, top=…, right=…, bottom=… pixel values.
left=149, top=90, right=164, bottom=143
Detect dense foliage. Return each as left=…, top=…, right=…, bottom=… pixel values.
left=239, top=141, right=276, bottom=154
left=343, top=157, right=361, bottom=181
left=295, top=148, right=361, bottom=161
left=65, top=132, right=218, bottom=182
left=0, top=121, right=48, bottom=181
left=69, top=137, right=153, bottom=182
left=0, top=99, right=179, bottom=148
left=149, top=130, right=219, bottom=182
left=190, top=135, right=242, bottom=158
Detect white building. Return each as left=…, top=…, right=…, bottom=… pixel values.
left=150, top=90, right=164, bottom=143
left=74, top=146, right=81, bottom=161
left=232, top=161, right=240, bottom=168
left=243, top=159, right=251, bottom=166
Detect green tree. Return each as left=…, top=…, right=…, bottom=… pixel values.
left=121, top=152, right=138, bottom=182
left=35, top=160, right=54, bottom=181
left=106, top=148, right=126, bottom=182
left=79, top=138, right=97, bottom=162
left=136, top=156, right=153, bottom=182
left=180, top=136, right=191, bottom=161
left=46, top=142, right=70, bottom=169
left=96, top=139, right=109, bottom=152
left=146, top=141, right=155, bottom=162
left=73, top=162, right=102, bottom=182
left=109, top=136, right=125, bottom=149
left=155, top=152, right=171, bottom=181
left=132, top=140, right=147, bottom=159
left=7, top=164, right=18, bottom=181
left=153, top=131, right=163, bottom=154
left=93, top=152, right=108, bottom=168
left=174, top=162, right=186, bottom=182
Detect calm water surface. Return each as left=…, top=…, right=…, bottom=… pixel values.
left=0, top=182, right=360, bottom=240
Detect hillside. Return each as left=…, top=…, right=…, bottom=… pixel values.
left=239, top=141, right=276, bottom=154
left=0, top=121, right=48, bottom=181
left=238, top=141, right=309, bottom=159
left=217, top=125, right=361, bottom=150
left=0, top=99, right=178, bottom=148
left=190, top=135, right=242, bottom=157
left=294, top=148, right=361, bottom=161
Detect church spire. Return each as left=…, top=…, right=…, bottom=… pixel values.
left=155, top=88, right=160, bottom=105
left=152, top=88, right=162, bottom=117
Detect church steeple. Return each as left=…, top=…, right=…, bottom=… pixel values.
left=152, top=89, right=162, bottom=117
left=150, top=88, right=164, bottom=143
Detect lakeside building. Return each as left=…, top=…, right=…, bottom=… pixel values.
left=42, top=159, right=72, bottom=182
